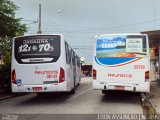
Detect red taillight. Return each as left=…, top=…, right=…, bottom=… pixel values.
left=59, top=67, right=65, bottom=83
left=145, top=71, right=149, bottom=82
left=12, top=69, right=16, bottom=84
left=93, top=69, right=97, bottom=79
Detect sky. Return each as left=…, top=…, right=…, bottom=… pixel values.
left=12, top=0, right=160, bottom=63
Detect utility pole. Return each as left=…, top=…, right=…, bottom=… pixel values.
left=37, top=4, right=42, bottom=34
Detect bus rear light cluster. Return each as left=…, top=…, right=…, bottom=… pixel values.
left=59, top=67, right=65, bottom=83
left=12, top=69, right=17, bottom=84
left=93, top=69, right=97, bottom=79
left=145, top=71, right=149, bottom=82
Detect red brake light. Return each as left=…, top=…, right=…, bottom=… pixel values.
left=12, top=69, right=16, bottom=84
left=59, top=67, right=65, bottom=83
left=93, top=69, right=97, bottom=79
left=145, top=71, right=149, bottom=82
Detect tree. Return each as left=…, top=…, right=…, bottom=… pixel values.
left=0, top=0, right=27, bottom=67
left=0, top=0, right=27, bottom=91
left=0, top=0, right=27, bottom=37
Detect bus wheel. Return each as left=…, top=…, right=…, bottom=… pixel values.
left=70, top=87, right=75, bottom=94
left=36, top=93, right=44, bottom=96
left=102, top=90, right=107, bottom=94
left=70, top=81, right=76, bottom=94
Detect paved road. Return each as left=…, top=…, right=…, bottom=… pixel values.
left=0, top=77, right=143, bottom=119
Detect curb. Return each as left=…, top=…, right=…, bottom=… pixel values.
left=141, top=93, right=157, bottom=119
left=0, top=93, right=26, bottom=101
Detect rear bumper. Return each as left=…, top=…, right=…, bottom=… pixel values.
left=12, top=81, right=69, bottom=93
left=92, top=80, right=150, bottom=93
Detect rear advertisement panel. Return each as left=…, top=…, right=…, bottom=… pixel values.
left=14, top=35, right=61, bottom=64
left=95, top=35, right=147, bottom=67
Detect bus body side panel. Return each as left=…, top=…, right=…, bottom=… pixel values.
left=64, top=40, right=81, bottom=91
left=75, top=57, right=81, bottom=86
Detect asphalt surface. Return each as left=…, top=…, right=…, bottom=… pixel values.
left=0, top=77, right=143, bottom=120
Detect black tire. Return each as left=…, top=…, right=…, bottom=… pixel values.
left=36, top=93, right=44, bottom=96
left=70, top=87, right=75, bottom=94
left=102, top=90, right=106, bottom=94
left=70, top=81, right=76, bottom=94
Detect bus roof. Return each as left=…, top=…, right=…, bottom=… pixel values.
left=13, top=34, right=64, bottom=39
left=95, top=33, right=147, bottom=39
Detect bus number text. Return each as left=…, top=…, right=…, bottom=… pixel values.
left=134, top=65, right=145, bottom=69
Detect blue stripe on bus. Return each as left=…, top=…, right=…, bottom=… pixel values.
left=95, top=57, right=135, bottom=65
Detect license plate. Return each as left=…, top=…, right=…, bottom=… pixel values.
left=114, top=86, right=124, bottom=90
left=32, top=87, right=42, bottom=92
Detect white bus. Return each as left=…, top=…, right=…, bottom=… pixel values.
left=92, top=34, right=150, bottom=93
left=11, top=34, right=81, bottom=94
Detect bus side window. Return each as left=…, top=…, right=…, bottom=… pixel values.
left=71, top=50, right=73, bottom=65
left=77, top=56, right=80, bottom=67
left=65, top=42, right=69, bottom=64
left=72, top=52, right=75, bottom=66
left=69, top=51, right=71, bottom=64
left=143, top=36, right=147, bottom=52
left=68, top=46, right=72, bottom=64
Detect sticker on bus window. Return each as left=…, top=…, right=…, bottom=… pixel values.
left=126, top=38, right=143, bottom=53
left=16, top=79, right=22, bottom=84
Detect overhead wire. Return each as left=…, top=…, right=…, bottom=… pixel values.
left=33, top=18, right=160, bottom=33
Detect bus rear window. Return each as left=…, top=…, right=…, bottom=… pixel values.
left=14, top=35, right=61, bottom=64
left=96, top=35, right=147, bottom=58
